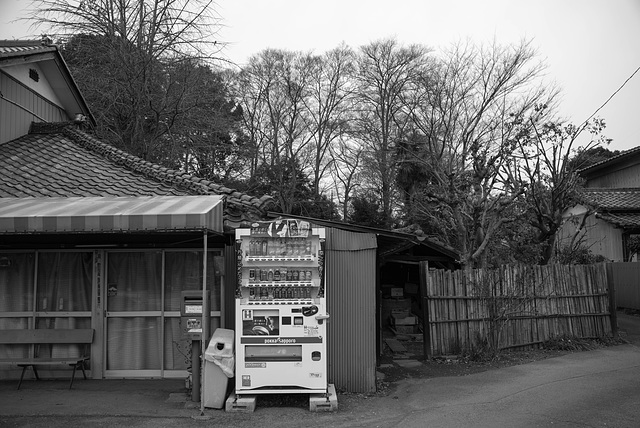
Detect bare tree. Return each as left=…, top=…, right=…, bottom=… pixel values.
left=406, top=39, right=558, bottom=268
left=353, top=39, right=432, bottom=227
left=26, top=0, right=222, bottom=59
left=303, top=44, right=356, bottom=198
left=26, top=0, right=229, bottom=165
left=507, top=113, right=609, bottom=264
left=235, top=49, right=316, bottom=214
left=330, top=137, right=364, bottom=220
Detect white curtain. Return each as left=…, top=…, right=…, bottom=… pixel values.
left=0, top=252, right=35, bottom=359
left=36, top=252, right=93, bottom=358
left=106, top=252, right=162, bottom=370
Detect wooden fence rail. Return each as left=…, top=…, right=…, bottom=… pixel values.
left=425, top=263, right=613, bottom=356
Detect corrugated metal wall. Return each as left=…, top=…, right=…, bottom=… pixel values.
left=326, top=227, right=378, bottom=393
left=0, top=71, right=67, bottom=144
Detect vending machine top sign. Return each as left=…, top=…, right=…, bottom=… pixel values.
left=249, top=218, right=311, bottom=238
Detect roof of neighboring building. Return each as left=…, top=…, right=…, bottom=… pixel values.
left=578, top=146, right=640, bottom=179
left=0, top=39, right=96, bottom=127
left=0, top=122, right=275, bottom=230
left=583, top=188, right=640, bottom=211
left=597, top=212, right=640, bottom=229
left=582, top=188, right=640, bottom=230
left=0, top=40, right=58, bottom=57
left=0, top=39, right=58, bottom=55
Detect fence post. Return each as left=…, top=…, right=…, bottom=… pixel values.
left=419, top=261, right=432, bottom=359
left=605, top=263, right=618, bottom=337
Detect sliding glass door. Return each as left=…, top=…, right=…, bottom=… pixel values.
left=104, top=249, right=222, bottom=378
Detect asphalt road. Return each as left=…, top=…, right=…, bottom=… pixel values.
left=2, top=313, right=640, bottom=427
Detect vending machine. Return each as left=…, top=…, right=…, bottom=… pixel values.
left=234, top=219, right=329, bottom=394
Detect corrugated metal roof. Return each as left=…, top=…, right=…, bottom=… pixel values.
left=0, top=196, right=224, bottom=234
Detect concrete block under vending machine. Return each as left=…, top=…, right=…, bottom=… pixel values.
left=225, top=393, right=257, bottom=412
left=309, top=384, right=338, bottom=412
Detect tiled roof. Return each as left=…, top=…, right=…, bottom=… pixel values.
left=583, top=188, right=640, bottom=210
left=0, top=122, right=275, bottom=230
left=0, top=45, right=55, bottom=57
left=597, top=212, right=640, bottom=229
left=582, top=188, right=640, bottom=229
left=578, top=146, right=640, bottom=176
left=0, top=40, right=56, bottom=58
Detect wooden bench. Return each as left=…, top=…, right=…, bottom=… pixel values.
left=0, top=328, right=94, bottom=389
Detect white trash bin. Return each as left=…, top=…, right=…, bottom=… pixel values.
left=203, top=328, right=235, bottom=409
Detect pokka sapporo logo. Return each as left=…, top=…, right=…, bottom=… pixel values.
left=264, top=337, right=297, bottom=344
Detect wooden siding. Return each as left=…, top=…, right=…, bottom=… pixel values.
left=585, top=163, right=640, bottom=188
left=326, top=228, right=377, bottom=393
left=426, top=264, right=613, bottom=356
left=559, top=213, right=624, bottom=261
left=0, top=71, right=67, bottom=144
left=608, top=262, right=640, bottom=310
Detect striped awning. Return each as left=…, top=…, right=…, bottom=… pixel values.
left=0, top=196, right=224, bottom=234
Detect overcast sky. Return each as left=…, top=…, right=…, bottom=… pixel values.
left=2, top=0, right=639, bottom=152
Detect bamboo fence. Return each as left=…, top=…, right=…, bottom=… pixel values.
left=426, top=263, right=613, bottom=356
